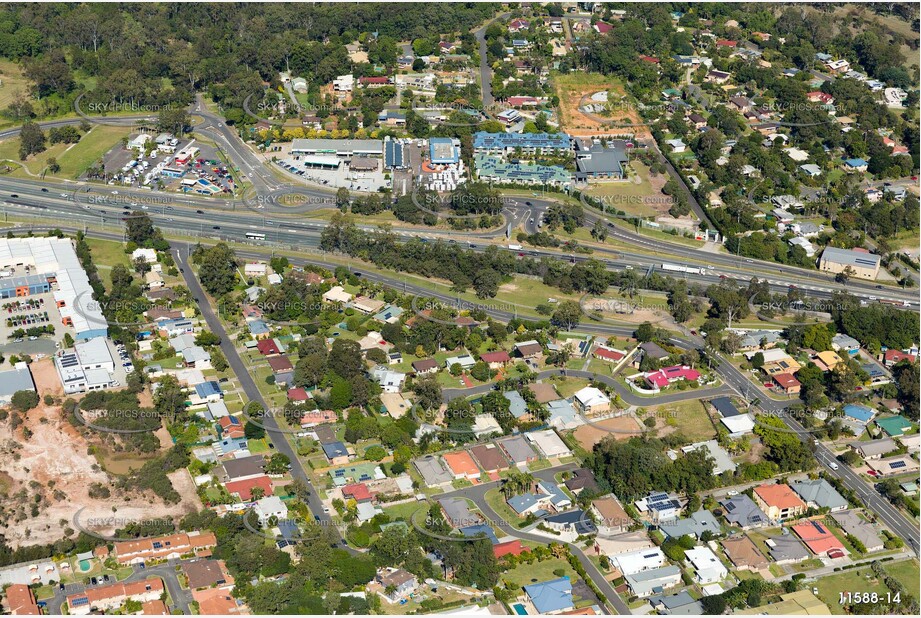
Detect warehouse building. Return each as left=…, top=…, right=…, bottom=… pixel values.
left=0, top=237, right=108, bottom=340
left=818, top=246, right=880, bottom=280
left=290, top=138, right=383, bottom=158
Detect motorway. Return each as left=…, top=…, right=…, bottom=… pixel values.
left=2, top=182, right=916, bottom=309
left=25, top=221, right=921, bottom=557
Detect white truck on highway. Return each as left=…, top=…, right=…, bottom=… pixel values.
left=661, top=263, right=704, bottom=275
left=508, top=244, right=523, bottom=251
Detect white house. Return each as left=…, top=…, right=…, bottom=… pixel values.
left=131, top=248, right=157, bottom=264
left=685, top=546, right=728, bottom=584
left=253, top=496, right=288, bottom=525
left=613, top=547, right=666, bottom=575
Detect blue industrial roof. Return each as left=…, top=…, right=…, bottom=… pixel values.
left=473, top=131, right=571, bottom=151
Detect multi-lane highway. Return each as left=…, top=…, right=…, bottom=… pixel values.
left=2, top=180, right=915, bottom=310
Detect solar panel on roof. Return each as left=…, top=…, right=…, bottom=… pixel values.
left=890, top=461, right=906, bottom=469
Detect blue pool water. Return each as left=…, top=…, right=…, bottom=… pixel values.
left=512, top=603, right=528, bottom=615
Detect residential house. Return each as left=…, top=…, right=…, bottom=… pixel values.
left=442, top=451, right=481, bottom=481
left=624, top=566, right=683, bottom=598
left=321, top=441, right=350, bottom=465
left=685, top=546, right=728, bottom=584
left=849, top=438, right=897, bottom=460
left=524, top=577, right=574, bottom=615
left=791, top=521, right=845, bottom=557
left=831, top=510, right=884, bottom=552
left=791, top=479, right=848, bottom=512
left=377, top=569, right=418, bottom=603
left=591, top=495, right=631, bottom=535
left=659, top=509, right=721, bottom=540
left=719, top=495, right=768, bottom=529
left=498, top=435, right=538, bottom=467
left=572, top=386, right=610, bottom=415
left=721, top=536, right=768, bottom=571
left=753, top=484, right=807, bottom=522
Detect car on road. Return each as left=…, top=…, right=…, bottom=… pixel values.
left=9, top=194, right=17, bottom=198
left=726, top=490, right=739, bottom=496
left=41, top=188, right=48, bottom=192
left=525, top=201, right=532, bottom=206
left=196, top=210, right=204, bottom=214
left=212, top=225, right=221, bottom=229
left=828, top=461, right=839, bottom=470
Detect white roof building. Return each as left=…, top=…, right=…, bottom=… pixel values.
left=323, top=286, right=353, bottom=303
left=253, top=496, right=288, bottom=525
left=685, top=546, right=728, bottom=584
left=525, top=429, right=571, bottom=458
left=131, top=248, right=157, bottom=263
left=613, top=547, right=666, bottom=575
left=472, top=414, right=502, bottom=437
left=573, top=386, right=610, bottom=409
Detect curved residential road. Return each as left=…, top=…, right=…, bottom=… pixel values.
left=440, top=462, right=630, bottom=615
left=443, top=367, right=733, bottom=406
left=22, top=225, right=921, bottom=560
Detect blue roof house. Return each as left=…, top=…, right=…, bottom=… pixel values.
left=524, top=577, right=574, bottom=614
left=843, top=403, right=875, bottom=425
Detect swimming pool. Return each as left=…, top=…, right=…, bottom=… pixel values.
left=512, top=603, right=528, bottom=615
left=78, top=559, right=92, bottom=572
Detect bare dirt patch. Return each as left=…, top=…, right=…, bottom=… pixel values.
left=0, top=360, right=201, bottom=548
left=572, top=416, right=644, bottom=451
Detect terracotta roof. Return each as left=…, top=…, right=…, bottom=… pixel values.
left=141, top=599, right=169, bottom=615
left=494, top=539, right=528, bottom=558
left=773, top=373, right=801, bottom=388
left=442, top=451, right=480, bottom=477
left=343, top=482, right=373, bottom=502
left=224, top=475, right=273, bottom=501
left=287, top=387, right=310, bottom=401
left=754, top=484, right=806, bottom=510
left=792, top=521, right=845, bottom=555
left=256, top=339, right=280, bottom=355
left=5, top=584, right=39, bottom=615
left=480, top=350, right=511, bottom=363
left=193, top=588, right=242, bottom=615
left=182, top=560, right=230, bottom=590
left=267, top=355, right=293, bottom=372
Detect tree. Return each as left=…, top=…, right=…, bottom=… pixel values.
left=10, top=390, right=39, bottom=412
left=158, top=107, right=191, bottom=136
left=336, top=187, right=351, bottom=210
left=18, top=121, right=46, bottom=159
left=328, top=339, right=363, bottom=379
left=125, top=212, right=156, bottom=245
left=700, top=595, right=727, bottom=615
left=194, top=243, right=238, bottom=297
left=266, top=452, right=291, bottom=474
left=153, top=374, right=186, bottom=424
left=365, top=445, right=387, bottom=461
left=551, top=300, right=582, bottom=331
left=244, top=421, right=266, bottom=439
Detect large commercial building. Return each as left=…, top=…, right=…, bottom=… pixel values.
left=474, top=155, right=571, bottom=188
left=574, top=139, right=629, bottom=180
left=0, top=363, right=36, bottom=407
left=0, top=237, right=107, bottom=339
left=54, top=337, right=117, bottom=395
left=290, top=138, right=383, bottom=158
left=472, top=131, right=572, bottom=156
left=818, top=246, right=881, bottom=280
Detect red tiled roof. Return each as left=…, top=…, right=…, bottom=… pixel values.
left=287, top=387, right=310, bottom=401
left=885, top=350, right=915, bottom=364
left=594, top=347, right=624, bottom=361
left=773, top=373, right=800, bottom=388
left=754, top=484, right=806, bottom=510
left=224, top=475, right=273, bottom=501
left=256, top=339, right=280, bottom=355
left=493, top=539, right=528, bottom=558
left=267, top=355, right=293, bottom=372
left=593, top=21, right=613, bottom=33
left=716, top=39, right=737, bottom=47
left=481, top=350, right=511, bottom=363
left=792, top=521, right=845, bottom=555
left=342, top=483, right=373, bottom=502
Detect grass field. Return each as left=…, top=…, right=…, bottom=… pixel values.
left=884, top=559, right=920, bottom=595
left=655, top=399, right=717, bottom=442
left=501, top=557, right=579, bottom=589
left=814, top=566, right=890, bottom=614
left=0, top=60, right=30, bottom=117
left=57, top=125, right=132, bottom=178
left=0, top=124, right=130, bottom=179
left=85, top=236, right=132, bottom=287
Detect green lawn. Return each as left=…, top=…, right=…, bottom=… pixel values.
left=814, top=566, right=890, bottom=614
left=85, top=236, right=132, bottom=287
left=884, top=559, right=920, bottom=595
left=56, top=125, right=133, bottom=178
left=657, top=399, right=717, bottom=442
left=484, top=487, right=527, bottom=528
left=501, top=557, right=579, bottom=589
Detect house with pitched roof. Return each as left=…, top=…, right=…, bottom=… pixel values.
left=753, top=484, right=806, bottom=522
